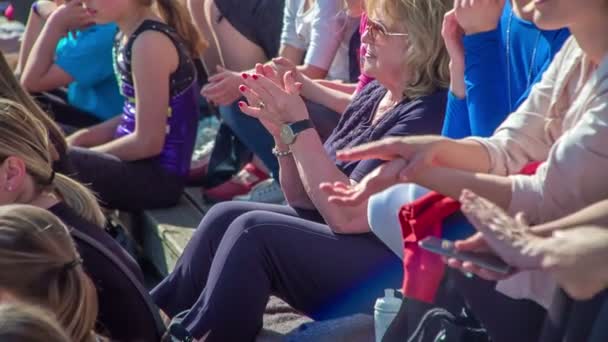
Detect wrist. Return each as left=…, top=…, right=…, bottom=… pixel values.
left=463, top=24, right=499, bottom=36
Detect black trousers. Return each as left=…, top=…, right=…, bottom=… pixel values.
left=66, top=147, right=185, bottom=211
left=151, top=201, right=403, bottom=341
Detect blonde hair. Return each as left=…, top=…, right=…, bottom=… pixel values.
left=366, top=0, right=451, bottom=99
left=0, top=204, right=98, bottom=342
left=0, top=99, right=105, bottom=227
left=139, top=0, right=208, bottom=56
left=0, top=303, right=72, bottom=342
left=0, top=53, right=67, bottom=159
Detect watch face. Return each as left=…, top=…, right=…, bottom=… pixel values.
left=281, top=125, right=295, bottom=145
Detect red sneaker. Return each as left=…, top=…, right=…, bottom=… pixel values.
left=203, top=163, right=269, bottom=201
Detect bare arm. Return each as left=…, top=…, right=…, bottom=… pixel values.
left=314, top=79, right=358, bottom=95
left=289, top=130, right=370, bottom=233
left=90, top=31, right=175, bottom=161
left=67, top=115, right=122, bottom=147
left=239, top=73, right=370, bottom=233
left=412, top=166, right=513, bottom=209
left=531, top=200, right=608, bottom=236
left=298, top=73, right=353, bottom=114
left=21, top=1, right=93, bottom=92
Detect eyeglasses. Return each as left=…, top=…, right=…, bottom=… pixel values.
left=365, top=18, right=409, bottom=41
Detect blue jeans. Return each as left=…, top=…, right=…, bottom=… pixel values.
left=220, top=100, right=340, bottom=179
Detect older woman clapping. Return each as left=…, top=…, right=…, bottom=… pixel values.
left=152, top=1, right=451, bottom=341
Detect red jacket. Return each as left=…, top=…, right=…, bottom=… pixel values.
left=399, top=162, right=542, bottom=303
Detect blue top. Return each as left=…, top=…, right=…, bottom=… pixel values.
left=325, top=81, right=447, bottom=182
left=55, top=23, right=123, bottom=120
left=441, top=2, right=570, bottom=139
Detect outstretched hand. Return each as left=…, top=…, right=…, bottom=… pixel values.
left=445, top=189, right=546, bottom=280
left=200, top=66, right=242, bottom=106
left=320, top=159, right=408, bottom=207
left=336, top=135, right=446, bottom=181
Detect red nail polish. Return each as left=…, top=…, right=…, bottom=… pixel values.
left=252, top=74, right=259, bottom=80
left=239, top=85, right=247, bottom=92
left=238, top=101, right=245, bottom=107
left=241, top=73, right=248, bottom=79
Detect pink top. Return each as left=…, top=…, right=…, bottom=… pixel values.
left=355, top=13, right=374, bottom=94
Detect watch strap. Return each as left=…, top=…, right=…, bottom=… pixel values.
left=288, top=119, right=314, bottom=135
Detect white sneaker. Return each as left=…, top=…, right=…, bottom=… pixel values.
left=233, top=179, right=286, bottom=204
left=189, top=140, right=215, bottom=178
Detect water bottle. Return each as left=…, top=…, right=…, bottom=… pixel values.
left=374, top=289, right=403, bottom=342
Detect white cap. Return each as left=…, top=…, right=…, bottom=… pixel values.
left=374, top=289, right=402, bottom=313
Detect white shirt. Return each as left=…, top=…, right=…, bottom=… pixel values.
left=280, top=0, right=359, bottom=81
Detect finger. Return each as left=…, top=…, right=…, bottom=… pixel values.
left=273, top=57, right=293, bottom=67
left=284, top=71, right=301, bottom=95
left=398, top=152, right=427, bottom=181
left=454, top=234, right=488, bottom=251
left=238, top=101, right=265, bottom=120
left=332, top=181, right=350, bottom=190
left=216, top=65, right=225, bottom=73
left=263, top=64, right=281, bottom=85
left=238, top=84, right=263, bottom=109
left=242, top=74, right=274, bottom=102
left=249, top=73, right=285, bottom=98
left=200, top=82, right=225, bottom=98
left=319, top=184, right=348, bottom=197
left=327, top=192, right=366, bottom=207
left=324, top=184, right=357, bottom=197
left=255, top=63, right=265, bottom=76
left=208, top=71, right=227, bottom=83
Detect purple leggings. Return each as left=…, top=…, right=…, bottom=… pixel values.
left=151, top=201, right=403, bottom=341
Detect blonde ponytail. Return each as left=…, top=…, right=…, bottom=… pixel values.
left=53, top=173, right=106, bottom=227
left=0, top=205, right=99, bottom=342
left=0, top=99, right=105, bottom=227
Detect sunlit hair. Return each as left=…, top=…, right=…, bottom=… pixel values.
left=366, top=0, right=451, bottom=98
left=0, top=99, right=105, bottom=226
left=0, top=303, right=72, bottom=342
left=0, top=53, right=67, bottom=160
left=138, top=0, right=208, bottom=56
left=0, top=205, right=98, bottom=342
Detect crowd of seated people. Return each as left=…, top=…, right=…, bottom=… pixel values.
left=0, top=0, right=607, bottom=341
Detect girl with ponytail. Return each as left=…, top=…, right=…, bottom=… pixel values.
left=67, top=0, right=207, bottom=211
left=0, top=204, right=98, bottom=342
left=0, top=99, right=148, bottom=341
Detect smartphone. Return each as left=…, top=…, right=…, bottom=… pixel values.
left=419, top=236, right=513, bottom=275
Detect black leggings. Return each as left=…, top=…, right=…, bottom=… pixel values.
left=151, top=201, right=403, bottom=341
left=66, top=147, right=184, bottom=211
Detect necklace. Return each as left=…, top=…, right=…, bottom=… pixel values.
left=505, top=8, right=542, bottom=111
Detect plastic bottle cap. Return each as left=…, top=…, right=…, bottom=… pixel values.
left=374, top=289, right=402, bottom=313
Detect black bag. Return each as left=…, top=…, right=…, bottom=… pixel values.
left=71, top=229, right=166, bottom=341
left=406, top=307, right=489, bottom=342
left=200, top=121, right=252, bottom=189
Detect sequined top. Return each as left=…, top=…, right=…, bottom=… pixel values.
left=113, top=20, right=199, bottom=176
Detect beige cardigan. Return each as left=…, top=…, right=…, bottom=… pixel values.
left=469, top=37, right=608, bottom=308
